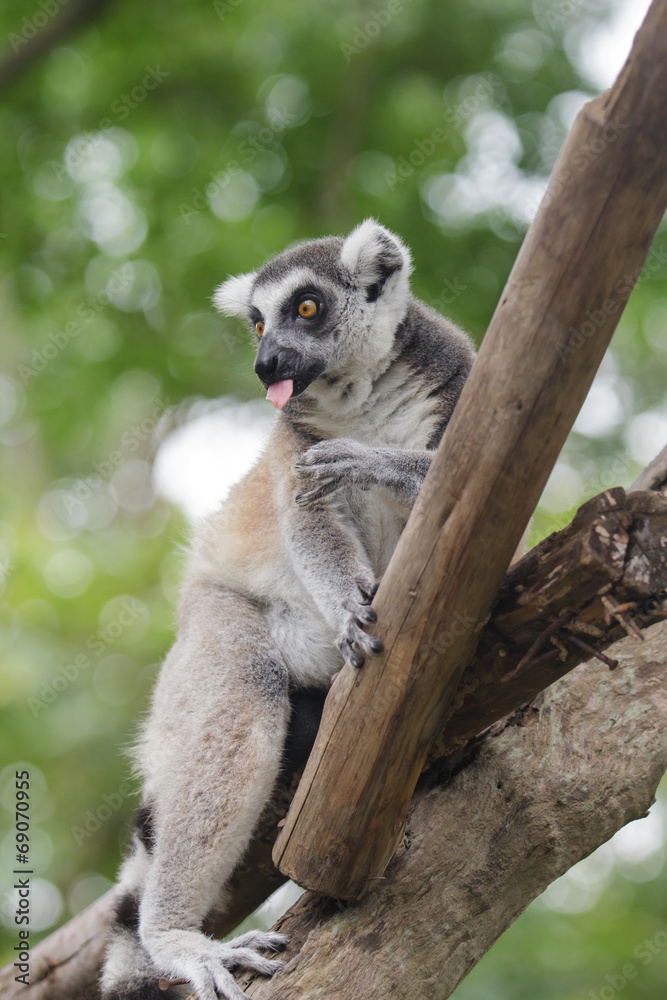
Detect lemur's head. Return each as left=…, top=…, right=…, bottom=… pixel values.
left=213, top=219, right=412, bottom=409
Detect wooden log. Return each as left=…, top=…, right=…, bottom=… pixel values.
left=431, top=487, right=667, bottom=759
left=630, top=441, right=667, bottom=493
left=3, top=484, right=666, bottom=999
left=273, top=0, right=667, bottom=899
left=243, top=622, right=667, bottom=999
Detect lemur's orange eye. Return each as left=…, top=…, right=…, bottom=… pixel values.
left=298, top=299, right=318, bottom=318
left=255, top=321, right=264, bottom=337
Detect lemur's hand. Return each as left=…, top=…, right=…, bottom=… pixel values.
left=335, top=574, right=382, bottom=669
left=294, top=438, right=372, bottom=507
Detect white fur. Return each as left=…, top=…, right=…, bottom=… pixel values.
left=212, top=271, right=256, bottom=316
left=188, top=506, right=341, bottom=688
left=338, top=220, right=413, bottom=368
left=307, top=359, right=441, bottom=448
left=251, top=269, right=324, bottom=331
left=340, top=218, right=413, bottom=287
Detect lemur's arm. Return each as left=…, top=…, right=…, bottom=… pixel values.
left=295, top=438, right=433, bottom=513
left=281, top=477, right=383, bottom=668
left=296, top=438, right=532, bottom=567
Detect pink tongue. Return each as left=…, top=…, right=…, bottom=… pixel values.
left=266, top=379, right=294, bottom=409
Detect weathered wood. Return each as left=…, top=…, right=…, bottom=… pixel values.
left=630, top=441, right=667, bottom=493
left=432, top=487, right=667, bottom=759
left=5, top=484, right=666, bottom=1000
left=273, top=0, right=667, bottom=899
left=241, top=622, right=667, bottom=999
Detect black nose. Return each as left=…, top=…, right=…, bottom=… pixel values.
left=254, top=341, right=299, bottom=386
left=254, top=346, right=280, bottom=385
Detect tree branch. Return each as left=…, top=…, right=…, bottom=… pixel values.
left=432, top=486, right=667, bottom=759
left=0, top=0, right=114, bottom=90
left=240, top=621, right=667, bottom=999
left=630, top=442, right=667, bottom=493
left=3, top=479, right=665, bottom=1000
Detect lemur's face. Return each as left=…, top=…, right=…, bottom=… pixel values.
left=213, top=219, right=412, bottom=409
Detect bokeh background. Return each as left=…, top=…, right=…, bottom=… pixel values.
left=1, top=0, right=666, bottom=995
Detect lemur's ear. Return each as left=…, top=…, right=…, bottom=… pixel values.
left=340, top=219, right=412, bottom=302
left=212, top=271, right=256, bottom=317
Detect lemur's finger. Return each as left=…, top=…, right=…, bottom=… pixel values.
left=355, top=578, right=380, bottom=604
left=353, top=629, right=383, bottom=655
left=299, top=444, right=352, bottom=465
left=354, top=605, right=377, bottom=624
left=192, top=969, right=231, bottom=1000
left=336, top=634, right=365, bottom=668
left=210, top=965, right=253, bottom=1000
left=344, top=600, right=376, bottom=626
left=351, top=623, right=383, bottom=653
left=294, top=461, right=339, bottom=480
left=295, top=480, right=341, bottom=506
left=348, top=648, right=365, bottom=668
left=227, top=930, right=287, bottom=953
left=339, top=613, right=382, bottom=660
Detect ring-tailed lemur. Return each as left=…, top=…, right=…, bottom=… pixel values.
left=101, top=220, right=475, bottom=1000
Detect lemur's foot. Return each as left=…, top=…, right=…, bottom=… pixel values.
left=150, top=933, right=285, bottom=1000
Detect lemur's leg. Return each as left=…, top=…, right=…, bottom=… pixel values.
left=281, top=485, right=383, bottom=668
left=101, top=832, right=163, bottom=1000
left=295, top=438, right=433, bottom=513
left=101, top=585, right=289, bottom=1000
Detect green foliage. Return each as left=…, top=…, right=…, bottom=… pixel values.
left=0, top=0, right=665, bottom=994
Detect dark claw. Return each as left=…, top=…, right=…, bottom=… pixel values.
left=349, top=649, right=365, bottom=668
left=357, top=581, right=380, bottom=604
left=354, top=604, right=376, bottom=623
left=370, top=637, right=383, bottom=653
left=354, top=610, right=376, bottom=629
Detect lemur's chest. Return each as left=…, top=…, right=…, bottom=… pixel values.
left=312, top=362, right=442, bottom=450
left=366, top=392, right=438, bottom=449
left=312, top=366, right=442, bottom=573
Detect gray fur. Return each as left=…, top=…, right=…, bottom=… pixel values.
left=101, top=220, right=475, bottom=1000
left=254, top=237, right=346, bottom=287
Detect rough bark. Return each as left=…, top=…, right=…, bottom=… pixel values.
left=630, top=442, right=667, bottom=493
left=434, top=486, right=667, bottom=757
left=236, top=621, right=667, bottom=999
left=2, top=483, right=665, bottom=1000
left=273, top=0, right=667, bottom=899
